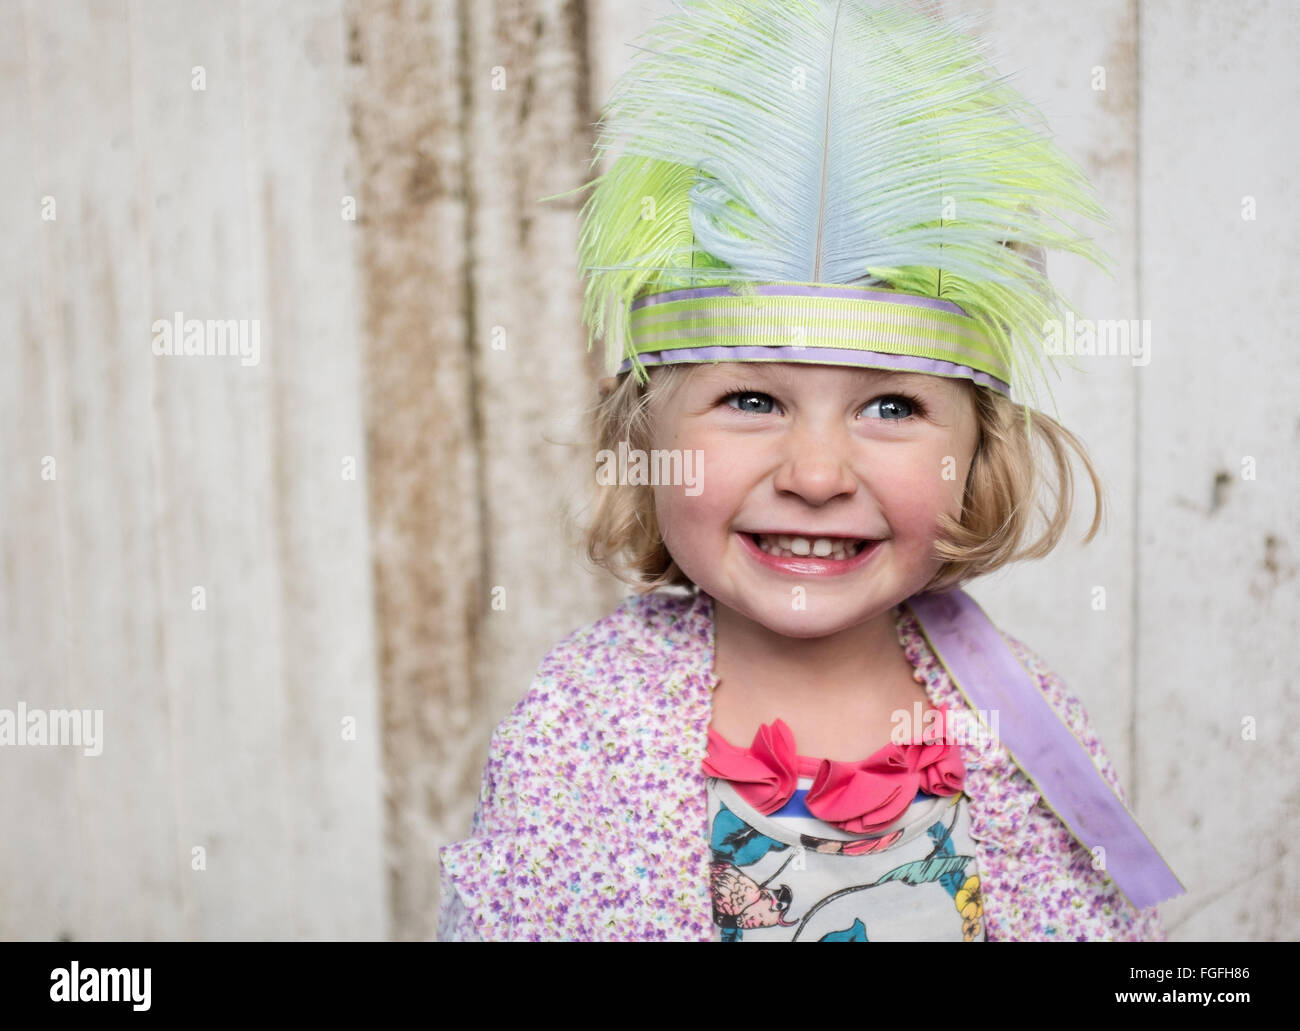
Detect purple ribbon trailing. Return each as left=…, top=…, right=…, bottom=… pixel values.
left=907, top=588, right=1185, bottom=910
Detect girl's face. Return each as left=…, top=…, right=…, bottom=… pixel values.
left=649, top=362, right=980, bottom=639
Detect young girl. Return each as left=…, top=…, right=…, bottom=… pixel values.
left=437, top=0, right=1183, bottom=941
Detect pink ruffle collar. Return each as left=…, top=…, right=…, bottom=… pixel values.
left=703, top=706, right=966, bottom=835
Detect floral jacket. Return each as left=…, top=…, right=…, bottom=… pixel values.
left=437, top=588, right=1167, bottom=941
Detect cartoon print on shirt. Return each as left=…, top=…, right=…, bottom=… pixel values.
left=790, top=800, right=977, bottom=946
left=819, top=918, right=870, bottom=942
left=711, top=804, right=790, bottom=867
left=709, top=803, right=798, bottom=940
left=709, top=794, right=982, bottom=941
left=923, top=802, right=987, bottom=940
left=710, top=862, right=798, bottom=940
left=800, top=829, right=903, bottom=856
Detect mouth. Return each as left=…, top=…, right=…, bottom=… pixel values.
left=746, top=532, right=876, bottom=561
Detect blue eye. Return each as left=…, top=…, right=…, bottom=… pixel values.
left=863, top=394, right=922, bottom=420
left=718, top=387, right=927, bottom=420
left=722, top=390, right=777, bottom=415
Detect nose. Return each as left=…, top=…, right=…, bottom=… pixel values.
left=771, top=417, right=858, bottom=505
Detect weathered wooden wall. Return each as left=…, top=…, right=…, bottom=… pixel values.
left=348, top=0, right=620, bottom=941
left=1, top=0, right=1294, bottom=942
left=966, top=0, right=1300, bottom=941
left=1, top=0, right=386, bottom=938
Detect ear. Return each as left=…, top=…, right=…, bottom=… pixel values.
left=598, top=376, right=618, bottom=399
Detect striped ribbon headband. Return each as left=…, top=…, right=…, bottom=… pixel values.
left=618, top=283, right=1012, bottom=397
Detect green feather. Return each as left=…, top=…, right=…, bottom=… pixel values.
left=547, top=0, right=1113, bottom=409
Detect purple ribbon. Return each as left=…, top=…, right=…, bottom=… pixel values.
left=907, top=588, right=1185, bottom=910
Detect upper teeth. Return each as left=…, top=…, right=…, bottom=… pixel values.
left=755, top=534, right=863, bottom=559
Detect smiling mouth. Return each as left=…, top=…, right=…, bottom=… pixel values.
left=749, top=532, right=872, bottom=560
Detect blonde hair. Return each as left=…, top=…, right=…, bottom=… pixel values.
left=580, top=363, right=1104, bottom=595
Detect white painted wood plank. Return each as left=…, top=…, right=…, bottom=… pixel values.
left=2, top=0, right=186, bottom=941
left=232, top=0, right=386, bottom=941
left=1, top=0, right=384, bottom=940
left=1138, top=0, right=1300, bottom=941
left=0, top=2, right=89, bottom=940
left=127, top=0, right=302, bottom=940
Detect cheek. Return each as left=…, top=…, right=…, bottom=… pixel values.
left=653, top=484, right=689, bottom=552
left=653, top=441, right=744, bottom=549
left=878, top=448, right=967, bottom=539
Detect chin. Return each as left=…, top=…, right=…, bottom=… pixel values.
left=766, top=619, right=847, bottom=641
left=739, top=601, right=870, bottom=640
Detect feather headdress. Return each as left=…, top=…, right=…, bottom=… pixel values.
left=559, top=0, right=1112, bottom=410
